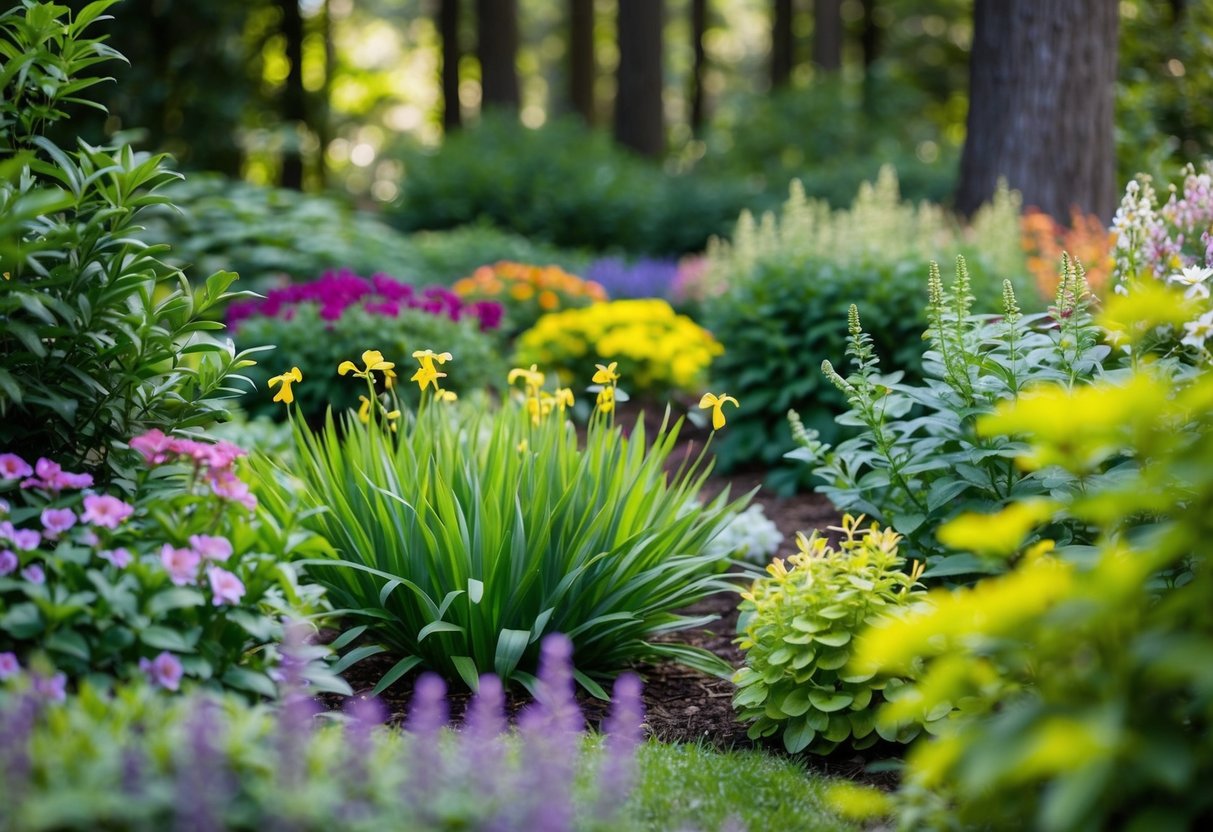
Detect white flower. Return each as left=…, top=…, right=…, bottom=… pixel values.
left=1181, top=310, right=1213, bottom=349
left=1168, top=265, right=1213, bottom=300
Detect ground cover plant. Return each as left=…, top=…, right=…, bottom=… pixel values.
left=253, top=351, right=750, bottom=694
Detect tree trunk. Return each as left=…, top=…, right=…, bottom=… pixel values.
left=812, top=0, right=841, bottom=72
left=278, top=0, right=306, bottom=190
left=689, top=0, right=707, bottom=131
left=955, top=0, right=1119, bottom=221
left=771, top=0, right=793, bottom=89
left=569, top=0, right=595, bottom=123
left=614, top=0, right=664, bottom=157
left=859, top=0, right=878, bottom=68
left=476, top=0, right=520, bottom=112
left=439, top=0, right=462, bottom=130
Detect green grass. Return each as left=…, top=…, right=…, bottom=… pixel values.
left=622, top=740, right=861, bottom=832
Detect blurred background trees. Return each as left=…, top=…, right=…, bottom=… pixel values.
left=64, top=0, right=1206, bottom=224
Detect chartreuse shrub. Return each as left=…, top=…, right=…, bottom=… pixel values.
left=841, top=303, right=1213, bottom=830
left=515, top=300, right=723, bottom=398
left=252, top=351, right=750, bottom=694
left=452, top=260, right=607, bottom=337
left=701, top=169, right=1028, bottom=482
left=0, top=436, right=333, bottom=698
left=791, top=256, right=1108, bottom=577
left=733, top=515, right=929, bottom=754
left=0, top=1, right=258, bottom=477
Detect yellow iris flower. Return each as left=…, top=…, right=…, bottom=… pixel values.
left=592, top=362, right=620, bottom=385
left=411, top=364, right=446, bottom=391
left=699, top=392, right=739, bottom=430
left=413, top=350, right=453, bottom=371
left=596, top=385, right=615, bottom=414
left=436, top=389, right=458, bottom=403
left=508, top=364, right=545, bottom=391
left=267, top=367, right=303, bottom=405
left=357, top=395, right=372, bottom=424
left=338, top=350, right=395, bottom=380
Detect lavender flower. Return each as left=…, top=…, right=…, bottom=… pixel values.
left=402, top=672, right=448, bottom=817
left=461, top=674, right=508, bottom=803
left=0, top=453, right=32, bottom=480
left=585, top=257, right=680, bottom=300
left=40, top=507, right=76, bottom=537
left=0, top=549, right=16, bottom=576
left=21, top=564, right=45, bottom=585
left=80, top=494, right=134, bottom=529
left=275, top=622, right=320, bottom=791
left=140, top=652, right=184, bottom=691
left=207, top=566, right=245, bottom=606
left=31, top=672, right=66, bottom=703
left=595, top=673, right=646, bottom=818
left=99, top=547, right=133, bottom=569
left=516, top=635, right=583, bottom=832
left=0, top=651, right=19, bottom=680
left=175, top=696, right=229, bottom=832
left=161, top=544, right=200, bottom=586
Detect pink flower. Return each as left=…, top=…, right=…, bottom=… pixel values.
left=79, top=529, right=100, bottom=547
left=22, top=564, right=45, bottom=584
left=58, top=471, right=94, bottom=490
left=160, top=544, right=200, bottom=586
left=81, top=494, right=135, bottom=529
left=208, top=566, right=245, bottom=606
left=99, top=548, right=133, bottom=569
left=10, top=528, right=40, bottom=551
left=0, top=453, right=32, bottom=480
left=210, top=470, right=257, bottom=511
left=0, top=550, right=16, bottom=575
left=0, top=651, right=19, bottom=680
left=130, top=429, right=174, bottom=464
left=20, top=458, right=91, bottom=491
left=139, top=651, right=184, bottom=691
left=33, top=672, right=66, bottom=702
left=40, top=507, right=76, bottom=537
left=189, top=534, right=233, bottom=562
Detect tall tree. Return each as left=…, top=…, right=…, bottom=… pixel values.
left=689, top=0, right=707, bottom=131
left=278, top=0, right=306, bottom=189
left=614, top=0, right=664, bottom=157
left=956, top=0, right=1119, bottom=221
left=812, top=0, right=841, bottom=72
left=439, top=0, right=462, bottom=130
left=476, top=0, right=520, bottom=111
left=771, top=0, right=794, bottom=88
left=569, top=0, right=595, bottom=123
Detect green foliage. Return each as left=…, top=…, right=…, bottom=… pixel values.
left=701, top=170, right=1028, bottom=483
left=733, top=516, right=929, bottom=755
left=234, top=304, right=505, bottom=424
left=387, top=115, right=752, bottom=257
left=0, top=444, right=332, bottom=697
left=0, top=1, right=256, bottom=476
left=792, top=257, right=1110, bottom=577
left=252, top=363, right=749, bottom=695
left=852, top=326, right=1213, bottom=828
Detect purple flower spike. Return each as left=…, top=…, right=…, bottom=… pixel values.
left=402, top=673, right=449, bottom=817
left=460, top=674, right=508, bottom=803
left=177, top=696, right=229, bottom=832
left=516, top=635, right=584, bottom=832
left=596, top=673, right=646, bottom=818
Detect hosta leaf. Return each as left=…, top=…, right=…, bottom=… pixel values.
left=808, top=688, right=854, bottom=712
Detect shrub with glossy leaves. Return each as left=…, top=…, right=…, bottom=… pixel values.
left=0, top=1, right=257, bottom=478
left=733, top=515, right=928, bottom=754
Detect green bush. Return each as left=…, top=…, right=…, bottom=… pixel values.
left=0, top=1, right=256, bottom=477
left=701, top=169, right=1028, bottom=484
left=791, top=257, right=1109, bottom=577
left=252, top=355, right=749, bottom=694
left=733, top=515, right=930, bottom=754
left=387, top=115, right=752, bottom=257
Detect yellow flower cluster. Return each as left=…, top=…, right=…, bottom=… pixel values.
left=514, top=299, right=723, bottom=394
left=453, top=261, right=606, bottom=322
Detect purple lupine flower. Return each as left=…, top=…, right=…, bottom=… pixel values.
left=0, top=652, right=20, bottom=680
left=0, top=453, right=32, bottom=480
left=515, top=634, right=583, bottom=832
left=0, top=693, right=38, bottom=803
left=207, top=567, right=245, bottom=606
left=460, top=674, right=508, bottom=809
left=80, top=494, right=135, bottom=529
left=189, top=534, right=233, bottom=562
left=595, top=672, right=646, bottom=819
left=177, top=696, right=230, bottom=832
left=40, top=507, right=76, bottom=537
left=32, top=672, right=66, bottom=702
left=339, top=694, right=386, bottom=822
left=21, top=564, right=45, bottom=585
left=140, top=652, right=184, bottom=691
left=0, top=549, right=17, bottom=576
left=401, top=673, right=448, bottom=818
left=276, top=622, right=321, bottom=791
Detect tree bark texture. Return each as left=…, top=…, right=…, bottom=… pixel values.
left=771, top=0, right=794, bottom=88
left=278, top=0, right=306, bottom=189
left=439, top=0, right=462, bottom=130
left=955, top=0, right=1119, bottom=221
left=813, top=0, right=841, bottom=71
left=569, top=0, right=595, bottom=123
left=689, top=0, right=707, bottom=131
left=476, top=0, right=520, bottom=111
left=614, top=0, right=665, bottom=157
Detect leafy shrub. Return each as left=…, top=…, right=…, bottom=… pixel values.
left=791, top=257, right=1108, bottom=576
left=582, top=257, right=681, bottom=301
left=388, top=114, right=752, bottom=256
left=701, top=169, right=1028, bottom=481
left=1021, top=209, right=1113, bottom=299
left=514, top=300, right=722, bottom=397
left=230, top=272, right=505, bottom=423
left=452, top=261, right=606, bottom=337
left=0, top=2, right=255, bottom=477
left=0, top=632, right=651, bottom=831
left=252, top=354, right=748, bottom=694
left=733, top=515, right=929, bottom=754
left=0, top=438, right=330, bottom=697
left=852, top=349, right=1213, bottom=830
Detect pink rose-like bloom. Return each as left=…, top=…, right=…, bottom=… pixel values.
left=189, top=534, right=233, bottom=562
left=208, top=566, right=246, bottom=606
left=139, top=651, right=184, bottom=691
left=0, top=453, right=32, bottom=480
left=81, top=494, right=135, bottom=529
left=130, top=429, right=174, bottom=465
left=99, top=547, right=133, bottom=569
left=0, top=549, right=17, bottom=575
left=40, top=507, right=77, bottom=537
left=33, top=672, right=67, bottom=702
left=160, top=544, right=200, bottom=586
left=0, top=651, right=19, bottom=680
left=22, top=564, right=45, bottom=584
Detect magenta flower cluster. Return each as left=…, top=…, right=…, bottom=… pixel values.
left=225, top=269, right=505, bottom=332
left=130, top=430, right=256, bottom=511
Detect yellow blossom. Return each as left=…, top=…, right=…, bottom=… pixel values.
left=338, top=350, right=395, bottom=380
left=592, top=362, right=620, bottom=385
left=436, top=389, right=458, bottom=403
left=596, top=385, right=615, bottom=414
left=411, top=364, right=446, bottom=392
left=555, top=387, right=574, bottom=409
left=412, top=350, right=453, bottom=371
left=698, top=392, right=739, bottom=430
left=267, top=367, right=302, bottom=405
left=508, top=364, right=545, bottom=391
left=357, top=396, right=372, bottom=424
